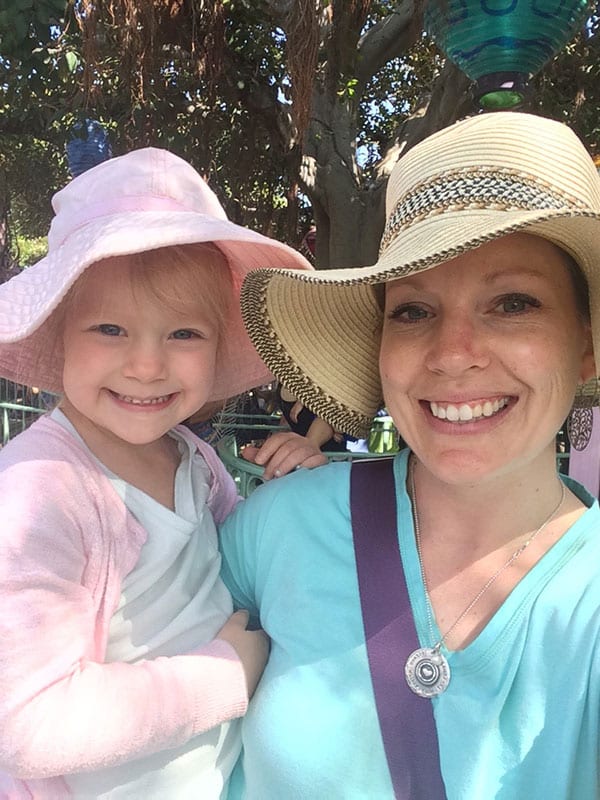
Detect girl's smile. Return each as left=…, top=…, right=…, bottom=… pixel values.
left=109, top=391, right=178, bottom=409
left=60, top=257, right=220, bottom=461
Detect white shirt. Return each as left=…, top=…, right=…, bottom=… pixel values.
left=53, top=410, right=239, bottom=799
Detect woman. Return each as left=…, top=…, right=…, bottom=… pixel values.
left=220, top=112, right=600, bottom=799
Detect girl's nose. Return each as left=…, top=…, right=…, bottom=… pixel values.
left=424, top=312, right=490, bottom=376
left=123, top=342, right=167, bottom=382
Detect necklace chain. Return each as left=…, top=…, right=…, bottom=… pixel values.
left=409, top=459, right=566, bottom=652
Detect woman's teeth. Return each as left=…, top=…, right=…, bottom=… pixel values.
left=429, top=398, right=509, bottom=422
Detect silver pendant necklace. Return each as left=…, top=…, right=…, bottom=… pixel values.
left=405, top=459, right=566, bottom=698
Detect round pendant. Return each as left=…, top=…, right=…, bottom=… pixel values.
left=404, top=646, right=451, bottom=697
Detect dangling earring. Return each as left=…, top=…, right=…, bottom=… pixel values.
left=568, top=378, right=599, bottom=451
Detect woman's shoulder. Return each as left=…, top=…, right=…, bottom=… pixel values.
left=254, top=458, right=351, bottom=503
left=221, top=460, right=353, bottom=545
left=238, top=454, right=406, bottom=514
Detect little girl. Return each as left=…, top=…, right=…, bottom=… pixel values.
left=0, top=148, right=318, bottom=798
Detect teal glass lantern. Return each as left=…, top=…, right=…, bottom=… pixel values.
left=424, top=0, right=591, bottom=109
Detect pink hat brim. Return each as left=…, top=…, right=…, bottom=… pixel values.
left=0, top=210, right=312, bottom=400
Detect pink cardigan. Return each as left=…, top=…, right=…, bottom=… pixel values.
left=0, top=416, right=245, bottom=798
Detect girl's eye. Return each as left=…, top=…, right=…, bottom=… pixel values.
left=388, top=304, right=431, bottom=323
left=171, top=329, right=199, bottom=340
left=97, top=324, right=123, bottom=336
left=495, top=294, right=541, bottom=314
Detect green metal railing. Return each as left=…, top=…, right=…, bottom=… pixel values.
left=216, top=433, right=395, bottom=498
left=0, top=379, right=50, bottom=445
left=0, top=402, right=46, bottom=446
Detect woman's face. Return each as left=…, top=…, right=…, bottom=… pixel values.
left=379, top=233, right=595, bottom=486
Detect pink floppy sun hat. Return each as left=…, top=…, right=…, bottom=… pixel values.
left=0, top=147, right=312, bottom=401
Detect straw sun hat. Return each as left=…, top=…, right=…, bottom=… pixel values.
left=0, top=147, right=312, bottom=401
left=241, top=112, right=600, bottom=438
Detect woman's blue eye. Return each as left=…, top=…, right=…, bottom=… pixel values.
left=97, top=324, right=122, bottom=336
left=497, top=294, right=541, bottom=314
left=389, top=305, right=429, bottom=322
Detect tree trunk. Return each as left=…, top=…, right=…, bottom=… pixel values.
left=302, top=61, right=473, bottom=270
left=0, top=170, right=17, bottom=282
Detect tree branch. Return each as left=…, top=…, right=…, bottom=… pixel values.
left=263, top=0, right=294, bottom=23
left=357, top=1, right=423, bottom=88
left=375, top=59, right=473, bottom=182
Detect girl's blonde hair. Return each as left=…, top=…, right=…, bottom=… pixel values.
left=39, top=242, right=233, bottom=379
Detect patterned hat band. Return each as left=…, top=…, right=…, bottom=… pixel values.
left=379, top=167, right=588, bottom=255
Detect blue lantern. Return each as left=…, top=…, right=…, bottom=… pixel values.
left=66, top=119, right=112, bottom=177
left=424, top=0, right=591, bottom=109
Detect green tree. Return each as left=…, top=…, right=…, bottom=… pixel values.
left=1, top=1, right=598, bottom=268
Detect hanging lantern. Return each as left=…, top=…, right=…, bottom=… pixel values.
left=424, top=0, right=591, bottom=110
left=66, top=119, right=112, bottom=178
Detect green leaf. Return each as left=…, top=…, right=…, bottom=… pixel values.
left=64, top=50, right=78, bottom=73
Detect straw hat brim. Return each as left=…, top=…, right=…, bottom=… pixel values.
left=241, top=208, right=600, bottom=438
left=0, top=210, right=312, bottom=399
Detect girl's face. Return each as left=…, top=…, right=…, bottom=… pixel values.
left=379, top=233, right=595, bottom=487
left=61, top=257, right=219, bottom=452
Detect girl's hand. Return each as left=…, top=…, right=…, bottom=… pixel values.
left=217, top=610, right=270, bottom=699
left=241, top=431, right=327, bottom=479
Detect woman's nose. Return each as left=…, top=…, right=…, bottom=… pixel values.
left=424, top=312, right=490, bottom=376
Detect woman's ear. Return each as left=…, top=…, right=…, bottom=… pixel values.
left=580, top=326, right=597, bottom=384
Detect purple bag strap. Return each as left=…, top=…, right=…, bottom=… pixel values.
left=350, top=459, right=447, bottom=800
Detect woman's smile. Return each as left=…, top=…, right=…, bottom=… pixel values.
left=380, top=233, right=595, bottom=483
left=426, top=396, right=512, bottom=423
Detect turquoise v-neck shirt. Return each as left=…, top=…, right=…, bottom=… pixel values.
left=220, top=450, right=600, bottom=799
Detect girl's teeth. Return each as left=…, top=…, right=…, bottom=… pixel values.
left=119, top=394, right=169, bottom=405
left=429, top=398, right=508, bottom=422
